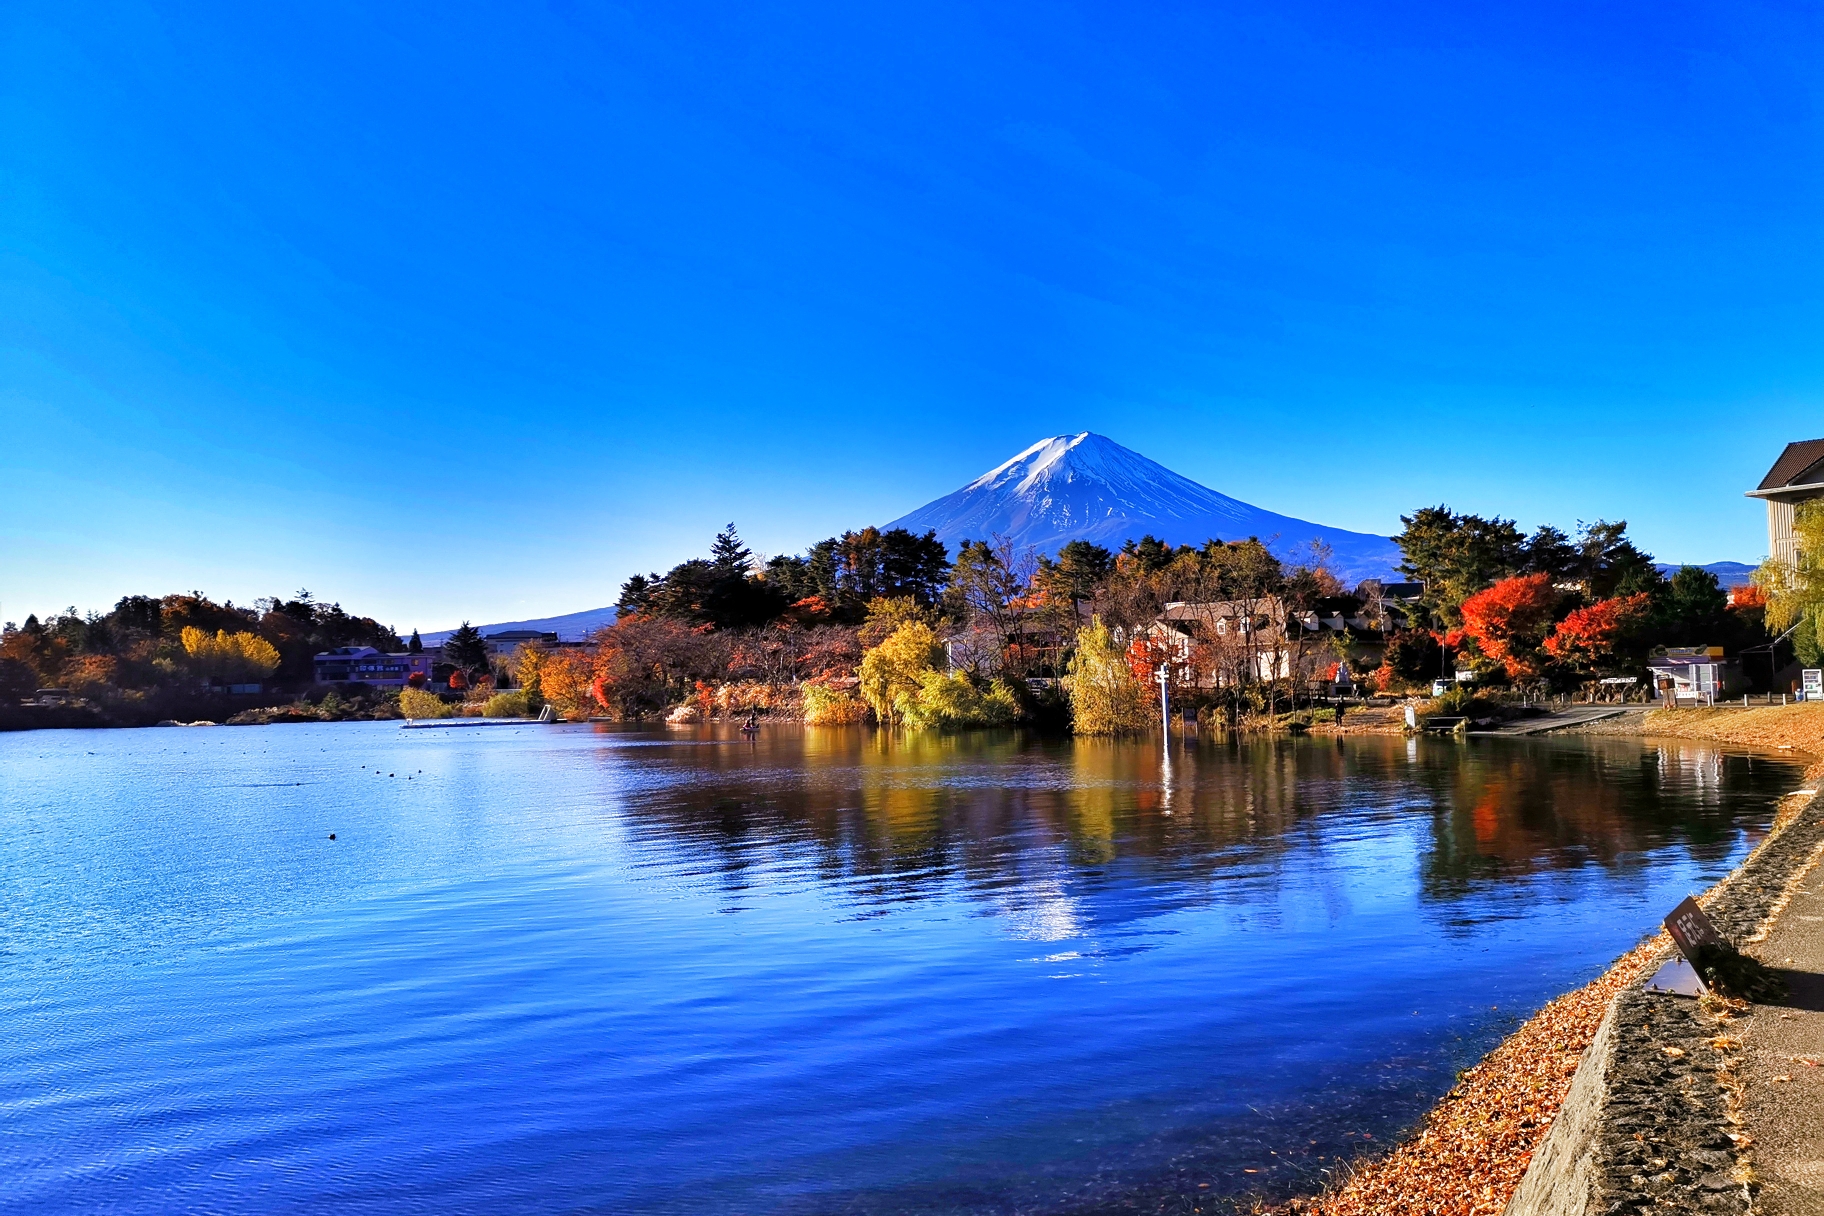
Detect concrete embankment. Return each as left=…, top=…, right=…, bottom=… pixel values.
left=1278, top=704, right=1824, bottom=1216
left=1505, top=771, right=1824, bottom=1216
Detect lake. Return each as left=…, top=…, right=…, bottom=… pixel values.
left=0, top=723, right=1798, bottom=1214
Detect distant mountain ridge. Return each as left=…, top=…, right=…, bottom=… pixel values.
left=420, top=605, right=617, bottom=646
left=1656, top=561, right=1754, bottom=588
left=886, top=432, right=1406, bottom=583
left=424, top=438, right=1753, bottom=637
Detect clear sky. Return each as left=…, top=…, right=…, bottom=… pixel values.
left=5, top=1, right=1823, bottom=635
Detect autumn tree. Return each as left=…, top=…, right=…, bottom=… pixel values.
left=858, top=621, right=946, bottom=725
left=1457, top=574, right=1563, bottom=680
left=1543, top=593, right=1654, bottom=677
left=538, top=649, right=603, bottom=720
left=1065, top=618, right=1152, bottom=735
left=858, top=596, right=937, bottom=650
left=180, top=627, right=282, bottom=684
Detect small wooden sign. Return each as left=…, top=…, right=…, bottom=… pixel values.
left=1664, top=896, right=1724, bottom=962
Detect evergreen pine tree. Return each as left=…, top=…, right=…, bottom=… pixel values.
left=445, top=622, right=488, bottom=676
left=408, top=629, right=423, bottom=654
left=711, top=524, right=752, bottom=574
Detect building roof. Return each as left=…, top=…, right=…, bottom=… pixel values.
left=1754, top=439, right=1824, bottom=492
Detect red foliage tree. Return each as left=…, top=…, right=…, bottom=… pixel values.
left=1543, top=593, right=1653, bottom=675
left=1458, top=574, right=1562, bottom=680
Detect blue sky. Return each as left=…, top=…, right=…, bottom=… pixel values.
left=5, top=1, right=1824, bottom=633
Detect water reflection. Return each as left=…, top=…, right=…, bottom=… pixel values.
left=0, top=724, right=1799, bottom=1216
left=607, top=727, right=1774, bottom=921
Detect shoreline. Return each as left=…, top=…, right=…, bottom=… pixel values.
left=1268, top=704, right=1824, bottom=1216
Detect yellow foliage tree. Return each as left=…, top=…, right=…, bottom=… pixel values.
left=801, top=682, right=868, bottom=725
left=858, top=596, right=937, bottom=649
left=513, top=643, right=547, bottom=701
left=1755, top=500, right=1824, bottom=634
left=180, top=627, right=282, bottom=684
left=858, top=621, right=945, bottom=725
left=1065, top=618, right=1152, bottom=735
left=399, top=687, right=453, bottom=719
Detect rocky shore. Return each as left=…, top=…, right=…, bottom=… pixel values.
left=1268, top=704, right=1824, bottom=1216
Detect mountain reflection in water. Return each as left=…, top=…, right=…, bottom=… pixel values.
left=0, top=725, right=1795, bottom=1216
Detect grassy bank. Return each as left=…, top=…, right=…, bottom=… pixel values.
left=1267, top=706, right=1824, bottom=1216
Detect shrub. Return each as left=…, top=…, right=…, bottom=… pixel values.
left=482, top=691, right=529, bottom=718
left=399, top=687, right=453, bottom=719
left=1423, top=685, right=1500, bottom=720
left=801, top=682, right=867, bottom=725
left=895, top=670, right=1020, bottom=730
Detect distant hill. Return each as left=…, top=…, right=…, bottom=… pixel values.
left=1655, top=561, right=1755, bottom=588
left=885, top=432, right=1404, bottom=583
left=421, top=605, right=617, bottom=646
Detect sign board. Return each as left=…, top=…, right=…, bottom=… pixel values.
left=1455, top=670, right=1474, bottom=683
left=1663, top=896, right=1724, bottom=962
left=1805, top=670, right=1823, bottom=700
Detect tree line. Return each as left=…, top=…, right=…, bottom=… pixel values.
left=3, top=498, right=1781, bottom=733
left=1385, top=507, right=1762, bottom=688
left=0, top=591, right=412, bottom=719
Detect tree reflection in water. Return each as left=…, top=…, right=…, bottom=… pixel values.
left=594, top=725, right=1789, bottom=933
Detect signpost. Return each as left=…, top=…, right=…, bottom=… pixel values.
left=1664, top=896, right=1724, bottom=959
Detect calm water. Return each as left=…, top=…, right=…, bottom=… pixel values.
left=0, top=724, right=1799, bottom=1214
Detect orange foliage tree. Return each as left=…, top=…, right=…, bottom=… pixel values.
left=1458, top=574, right=1562, bottom=680
left=1543, top=593, right=1653, bottom=676
left=540, top=649, right=603, bottom=720
left=60, top=654, right=120, bottom=695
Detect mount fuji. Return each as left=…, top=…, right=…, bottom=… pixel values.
left=884, top=433, right=1404, bottom=583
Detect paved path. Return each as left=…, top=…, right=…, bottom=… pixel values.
left=1474, top=705, right=1642, bottom=735
left=1744, top=856, right=1824, bottom=1215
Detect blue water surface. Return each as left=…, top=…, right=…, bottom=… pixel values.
left=0, top=724, right=1799, bottom=1214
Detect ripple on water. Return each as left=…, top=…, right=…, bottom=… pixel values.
left=0, top=723, right=1799, bottom=1214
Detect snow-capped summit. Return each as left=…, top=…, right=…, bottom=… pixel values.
left=885, top=432, right=1402, bottom=582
